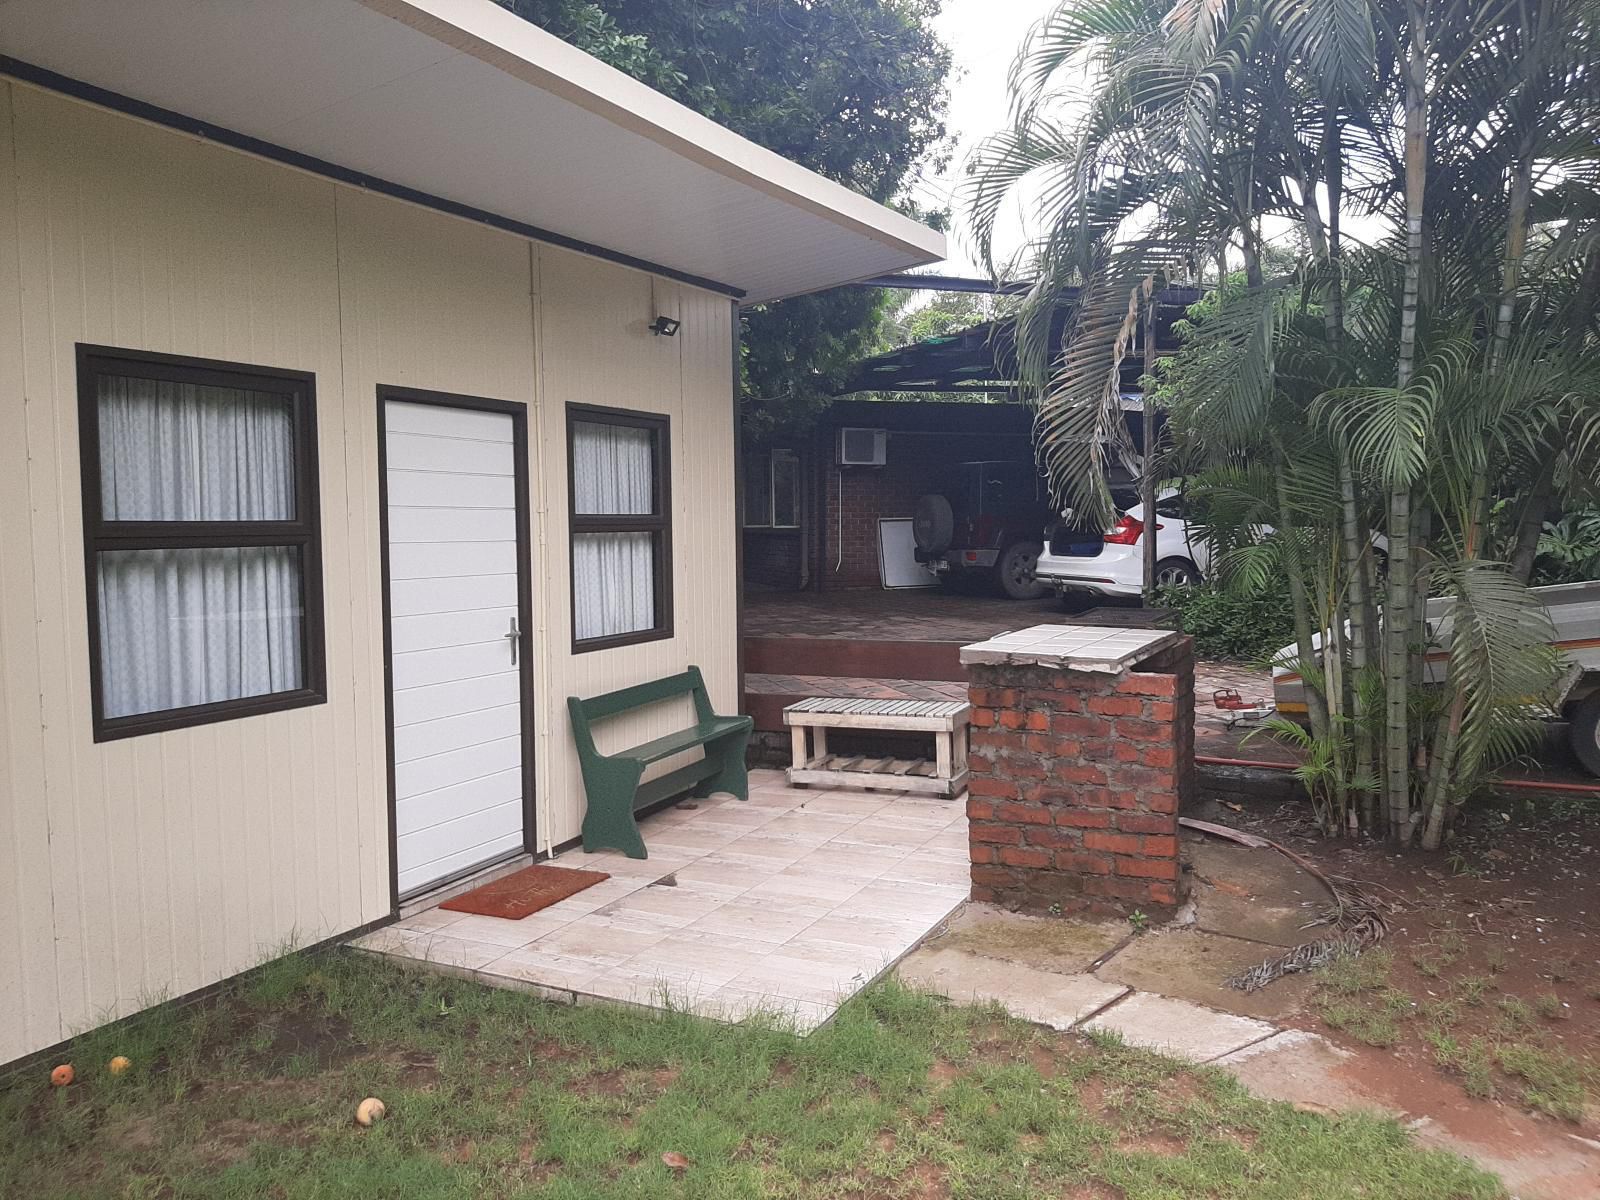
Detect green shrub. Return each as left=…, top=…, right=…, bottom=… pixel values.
left=1154, top=584, right=1297, bottom=663
left=1532, top=505, right=1600, bottom=585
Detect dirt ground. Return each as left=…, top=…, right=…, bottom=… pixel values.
left=1179, top=785, right=1600, bottom=1197
left=1187, top=789, right=1600, bottom=1081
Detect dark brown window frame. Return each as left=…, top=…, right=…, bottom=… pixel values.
left=77, top=344, right=327, bottom=742
left=742, top=447, right=801, bottom=530
left=566, top=403, right=673, bottom=653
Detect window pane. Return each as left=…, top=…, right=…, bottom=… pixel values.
left=97, top=545, right=304, bottom=719
left=572, top=420, right=654, bottom=516
left=744, top=452, right=773, bottom=526
left=572, top=532, right=655, bottom=641
left=771, top=453, right=800, bottom=527
left=98, top=375, right=297, bottom=521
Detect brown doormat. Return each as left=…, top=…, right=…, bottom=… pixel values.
left=439, top=864, right=610, bottom=920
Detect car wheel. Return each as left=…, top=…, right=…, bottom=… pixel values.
left=996, top=541, right=1050, bottom=600
left=1153, top=557, right=1202, bottom=590
left=1570, top=692, right=1600, bottom=778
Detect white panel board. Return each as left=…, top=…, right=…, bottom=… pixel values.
left=879, top=518, right=936, bottom=589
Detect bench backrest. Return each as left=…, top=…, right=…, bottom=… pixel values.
left=567, top=667, right=714, bottom=754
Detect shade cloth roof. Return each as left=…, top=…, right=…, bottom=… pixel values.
left=837, top=288, right=1201, bottom=395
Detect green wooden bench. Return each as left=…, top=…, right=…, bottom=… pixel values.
left=568, top=666, right=753, bottom=859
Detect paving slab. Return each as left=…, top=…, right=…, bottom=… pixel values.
left=1187, top=838, right=1319, bottom=947
left=1217, top=1029, right=1600, bottom=1200
left=1214, top=1030, right=1375, bottom=1115
left=896, top=946, right=1127, bottom=1031
left=1081, top=991, right=1276, bottom=1062
left=925, top=903, right=1128, bottom=975
left=1093, top=926, right=1314, bottom=1022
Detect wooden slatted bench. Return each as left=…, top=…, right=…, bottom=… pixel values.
left=783, top=697, right=971, bottom=798
left=568, top=666, right=753, bottom=860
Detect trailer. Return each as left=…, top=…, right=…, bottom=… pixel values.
left=1271, top=581, right=1600, bottom=777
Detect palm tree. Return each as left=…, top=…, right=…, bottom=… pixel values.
left=967, top=0, right=1600, bottom=844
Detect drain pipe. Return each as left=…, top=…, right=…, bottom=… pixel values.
left=834, top=467, right=844, bottom=573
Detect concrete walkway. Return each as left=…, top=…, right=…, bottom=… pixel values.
left=896, top=848, right=1600, bottom=1200
left=897, top=917, right=1280, bottom=1065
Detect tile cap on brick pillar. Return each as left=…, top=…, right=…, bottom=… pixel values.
left=959, top=625, right=1184, bottom=674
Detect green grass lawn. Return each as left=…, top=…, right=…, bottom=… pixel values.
left=1, top=949, right=1503, bottom=1199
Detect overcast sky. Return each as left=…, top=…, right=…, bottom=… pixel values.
left=902, top=0, right=1060, bottom=277
left=904, top=0, right=1393, bottom=282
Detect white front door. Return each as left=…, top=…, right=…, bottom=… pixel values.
left=384, top=397, right=528, bottom=898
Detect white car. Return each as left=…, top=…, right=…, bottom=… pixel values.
left=1034, top=492, right=1209, bottom=600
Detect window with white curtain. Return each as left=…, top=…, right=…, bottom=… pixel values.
left=78, top=347, right=325, bottom=740
left=568, top=406, right=671, bottom=650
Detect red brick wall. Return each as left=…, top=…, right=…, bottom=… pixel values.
left=821, top=463, right=922, bottom=589
left=819, top=430, right=1031, bottom=590
left=743, top=528, right=803, bottom=590
left=964, top=640, right=1195, bottom=915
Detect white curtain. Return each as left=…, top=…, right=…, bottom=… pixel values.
left=99, top=377, right=296, bottom=521
left=572, top=533, right=656, bottom=642
left=98, top=547, right=304, bottom=718
left=95, top=376, right=303, bottom=719
left=572, top=421, right=653, bottom=515
left=571, top=420, right=656, bottom=640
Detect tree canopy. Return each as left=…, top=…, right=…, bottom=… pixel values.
left=969, top=0, right=1600, bottom=846
left=500, top=1, right=954, bottom=434
left=879, top=291, right=1019, bottom=349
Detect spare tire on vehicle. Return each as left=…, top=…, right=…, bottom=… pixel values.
left=913, top=493, right=955, bottom=555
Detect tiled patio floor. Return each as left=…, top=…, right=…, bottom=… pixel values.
left=352, top=770, right=968, bottom=1032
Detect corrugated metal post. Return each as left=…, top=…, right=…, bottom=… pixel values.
left=732, top=299, right=746, bottom=708
left=1141, top=281, right=1158, bottom=604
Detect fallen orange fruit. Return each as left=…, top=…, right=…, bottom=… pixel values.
left=108, top=1056, right=132, bottom=1076
left=50, top=1064, right=74, bottom=1087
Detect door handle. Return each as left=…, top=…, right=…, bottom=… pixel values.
left=505, top=616, right=520, bottom=667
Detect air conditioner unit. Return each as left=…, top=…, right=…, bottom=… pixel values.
left=837, top=427, right=887, bottom=467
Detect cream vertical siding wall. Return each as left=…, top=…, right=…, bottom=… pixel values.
left=0, top=81, right=739, bottom=1064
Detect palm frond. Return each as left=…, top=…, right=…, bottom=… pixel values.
left=1429, top=557, right=1563, bottom=777
left=1265, top=0, right=1377, bottom=97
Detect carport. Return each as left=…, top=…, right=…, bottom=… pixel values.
left=742, top=280, right=1199, bottom=598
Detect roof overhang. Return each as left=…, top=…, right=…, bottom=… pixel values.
left=0, top=0, right=944, bottom=303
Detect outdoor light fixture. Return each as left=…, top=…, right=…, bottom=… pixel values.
left=650, top=315, right=681, bottom=337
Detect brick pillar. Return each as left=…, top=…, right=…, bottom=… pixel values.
left=960, top=626, right=1195, bottom=916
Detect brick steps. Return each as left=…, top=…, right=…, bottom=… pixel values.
left=744, top=635, right=966, bottom=682
left=742, top=673, right=965, bottom=733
